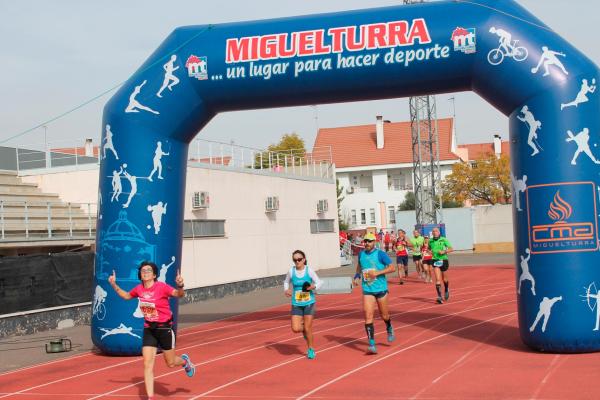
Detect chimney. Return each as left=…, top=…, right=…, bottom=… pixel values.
left=493, top=134, right=501, bottom=157
left=84, top=138, right=93, bottom=157
left=376, top=115, right=384, bottom=149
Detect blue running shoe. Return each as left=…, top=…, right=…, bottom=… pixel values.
left=436, top=296, right=443, bottom=304
left=307, top=348, right=316, bottom=359
left=367, top=340, right=377, bottom=354
left=181, top=354, right=195, bottom=377
left=387, top=327, right=395, bottom=343
left=444, top=290, right=450, bottom=301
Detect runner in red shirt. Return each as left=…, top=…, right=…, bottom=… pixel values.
left=421, top=237, right=433, bottom=283
left=394, top=229, right=412, bottom=284
left=384, top=231, right=391, bottom=252
left=109, top=261, right=195, bottom=400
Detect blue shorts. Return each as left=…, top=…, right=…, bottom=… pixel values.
left=291, top=303, right=315, bottom=316
left=396, top=255, right=408, bottom=266
left=363, top=290, right=389, bottom=299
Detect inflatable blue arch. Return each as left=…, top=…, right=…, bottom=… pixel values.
left=92, top=0, right=600, bottom=354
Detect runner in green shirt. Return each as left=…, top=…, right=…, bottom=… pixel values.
left=409, top=229, right=425, bottom=281
left=430, top=227, right=453, bottom=304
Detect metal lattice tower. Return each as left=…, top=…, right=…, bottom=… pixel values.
left=404, top=0, right=442, bottom=226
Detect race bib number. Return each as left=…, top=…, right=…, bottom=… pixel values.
left=433, top=260, right=444, bottom=267
left=139, top=301, right=159, bottom=320
left=396, top=244, right=405, bottom=251
left=362, top=269, right=376, bottom=283
left=294, top=291, right=311, bottom=303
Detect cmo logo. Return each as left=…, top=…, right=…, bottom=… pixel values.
left=527, top=182, right=598, bottom=254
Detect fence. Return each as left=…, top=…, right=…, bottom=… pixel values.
left=188, top=139, right=334, bottom=180
left=0, top=201, right=96, bottom=241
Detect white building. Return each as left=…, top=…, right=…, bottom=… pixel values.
left=14, top=143, right=340, bottom=289
left=313, top=116, right=509, bottom=232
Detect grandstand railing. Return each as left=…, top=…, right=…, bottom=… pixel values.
left=0, top=200, right=97, bottom=242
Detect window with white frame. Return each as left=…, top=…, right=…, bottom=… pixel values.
left=360, top=209, right=366, bottom=225
left=369, top=208, right=376, bottom=224
left=388, top=206, right=396, bottom=223
left=351, top=210, right=357, bottom=225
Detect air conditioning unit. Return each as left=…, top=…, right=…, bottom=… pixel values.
left=317, top=199, right=328, bottom=213
left=346, top=187, right=355, bottom=194
left=192, top=191, right=209, bottom=209
left=265, top=196, right=279, bottom=212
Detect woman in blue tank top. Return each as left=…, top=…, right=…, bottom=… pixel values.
left=283, top=250, right=323, bottom=359
left=353, top=233, right=396, bottom=354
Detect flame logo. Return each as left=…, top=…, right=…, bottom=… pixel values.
left=547, top=191, right=572, bottom=222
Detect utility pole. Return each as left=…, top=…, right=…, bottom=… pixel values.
left=404, top=0, right=443, bottom=226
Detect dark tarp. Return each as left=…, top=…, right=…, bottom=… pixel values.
left=0, top=251, right=94, bottom=314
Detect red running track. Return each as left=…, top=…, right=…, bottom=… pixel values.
left=1, top=265, right=599, bottom=399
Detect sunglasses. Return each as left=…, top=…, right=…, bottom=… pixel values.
left=293, top=258, right=304, bottom=262
left=364, top=239, right=374, bottom=243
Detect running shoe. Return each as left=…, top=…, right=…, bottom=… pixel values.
left=444, top=290, right=450, bottom=301
left=387, top=326, right=395, bottom=343
left=436, top=296, right=444, bottom=304
left=181, top=354, right=195, bottom=377
left=367, top=339, right=377, bottom=354
left=307, top=348, right=316, bottom=359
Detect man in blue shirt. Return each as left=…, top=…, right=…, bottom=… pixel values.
left=353, top=233, right=396, bottom=354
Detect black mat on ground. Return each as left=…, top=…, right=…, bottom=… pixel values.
left=0, top=252, right=94, bottom=314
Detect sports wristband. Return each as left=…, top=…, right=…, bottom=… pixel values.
left=354, top=273, right=361, bottom=280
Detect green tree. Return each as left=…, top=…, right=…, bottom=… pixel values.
left=336, top=179, right=349, bottom=231
left=399, top=191, right=416, bottom=211
left=442, top=154, right=511, bottom=205
left=254, top=133, right=306, bottom=169
left=398, top=191, right=462, bottom=211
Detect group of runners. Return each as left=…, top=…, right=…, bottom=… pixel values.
left=106, top=227, right=452, bottom=399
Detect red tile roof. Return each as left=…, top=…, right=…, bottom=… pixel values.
left=312, top=118, right=458, bottom=168
left=458, top=141, right=510, bottom=160
left=51, top=146, right=100, bottom=157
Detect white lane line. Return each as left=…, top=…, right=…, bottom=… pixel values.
left=87, top=289, right=514, bottom=400
left=2, top=279, right=509, bottom=399
left=409, top=314, right=517, bottom=399
left=296, top=312, right=517, bottom=400
left=188, top=297, right=516, bottom=399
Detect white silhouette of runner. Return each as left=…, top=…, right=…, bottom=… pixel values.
left=122, top=168, right=138, bottom=209
left=148, top=141, right=170, bottom=182
left=157, top=55, right=180, bottom=98
left=103, top=124, right=119, bottom=160
left=517, top=105, right=542, bottom=156
left=111, top=165, right=124, bottom=202
left=531, top=46, right=568, bottom=77
left=561, top=78, right=597, bottom=110
left=489, top=26, right=513, bottom=56
left=158, top=256, right=177, bottom=282
left=125, top=80, right=159, bottom=114
left=511, top=174, right=527, bottom=212
left=530, top=296, right=562, bottom=333
left=566, top=128, right=600, bottom=165
left=99, top=323, right=141, bottom=340
left=147, top=201, right=167, bottom=234
left=518, top=248, right=536, bottom=296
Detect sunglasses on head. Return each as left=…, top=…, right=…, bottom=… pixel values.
left=293, top=257, right=304, bottom=262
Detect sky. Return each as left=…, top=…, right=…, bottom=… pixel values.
left=0, top=0, right=597, bottom=153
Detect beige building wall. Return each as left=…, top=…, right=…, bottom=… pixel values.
left=20, top=165, right=339, bottom=288
left=473, top=204, right=515, bottom=253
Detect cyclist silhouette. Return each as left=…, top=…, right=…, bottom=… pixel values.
left=488, top=27, right=528, bottom=65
